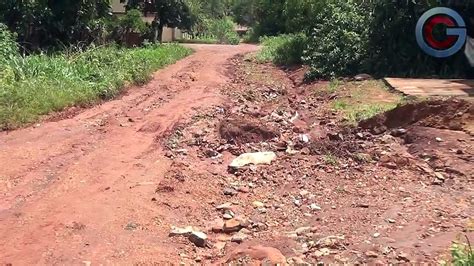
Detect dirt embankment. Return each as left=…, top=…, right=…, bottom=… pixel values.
left=359, top=98, right=473, bottom=134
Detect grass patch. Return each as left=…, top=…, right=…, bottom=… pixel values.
left=327, top=79, right=342, bottom=93
left=0, top=44, right=192, bottom=129
left=323, top=154, right=339, bottom=165
left=330, top=80, right=403, bottom=124
left=449, top=236, right=474, bottom=266
left=333, top=100, right=399, bottom=123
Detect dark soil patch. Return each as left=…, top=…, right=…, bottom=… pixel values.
left=359, top=98, right=473, bottom=134
left=219, top=117, right=279, bottom=144
left=404, top=126, right=473, bottom=177
left=309, top=134, right=362, bottom=158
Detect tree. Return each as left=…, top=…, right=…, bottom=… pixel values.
left=127, top=0, right=193, bottom=43
left=0, top=0, right=111, bottom=51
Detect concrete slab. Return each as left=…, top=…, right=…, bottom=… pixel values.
left=384, top=78, right=474, bottom=97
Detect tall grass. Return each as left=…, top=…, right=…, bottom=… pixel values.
left=0, top=44, right=192, bottom=129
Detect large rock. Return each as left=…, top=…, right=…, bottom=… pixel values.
left=189, top=231, right=208, bottom=247
left=229, top=152, right=277, bottom=169
left=169, top=226, right=194, bottom=236
left=223, top=219, right=242, bottom=233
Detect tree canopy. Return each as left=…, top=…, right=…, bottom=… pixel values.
left=0, top=0, right=110, bottom=51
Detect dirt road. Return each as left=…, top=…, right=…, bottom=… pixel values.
left=0, top=44, right=258, bottom=264
left=1, top=44, right=472, bottom=265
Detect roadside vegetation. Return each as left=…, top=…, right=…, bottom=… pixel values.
left=0, top=24, right=191, bottom=129
left=183, top=1, right=240, bottom=45
left=247, top=0, right=473, bottom=79
left=324, top=80, right=404, bottom=124
left=255, top=34, right=307, bottom=65
left=449, top=236, right=474, bottom=266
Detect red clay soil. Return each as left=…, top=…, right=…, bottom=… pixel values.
left=359, top=98, right=473, bottom=133
left=0, top=45, right=473, bottom=265
left=0, top=44, right=258, bottom=264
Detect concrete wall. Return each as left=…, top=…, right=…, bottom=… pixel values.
left=111, top=0, right=126, bottom=14
left=162, top=27, right=183, bottom=42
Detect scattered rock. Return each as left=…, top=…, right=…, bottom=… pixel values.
left=223, top=210, right=234, bottom=220
left=365, top=251, right=379, bottom=258
left=295, top=226, right=312, bottom=235
left=328, top=132, right=344, bottom=141
left=391, top=128, right=407, bottom=137
left=397, top=252, right=410, bottom=262
left=223, top=187, right=238, bottom=196
left=124, top=222, right=139, bottom=231
left=175, top=149, right=188, bottom=155
left=356, top=203, right=370, bottom=208
left=214, top=241, right=227, bottom=251
left=316, top=235, right=345, bottom=248
left=237, top=186, right=250, bottom=193
left=294, top=199, right=302, bottom=207
left=169, top=226, right=194, bottom=236
left=252, top=201, right=265, bottom=208
left=434, top=172, right=445, bottom=180
left=299, top=134, right=310, bottom=143
left=299, top=190, right=310, bottom=197
left=435, top=137, right=443, bottom=142
left=314, top=248, right=331, bottom=258
left=216, top=203, right=233, bottom=210
left=229, top=152, right=277, bottom=169
left=204, top=149, right=219, bottom=158
left=189, top=231, right=208, bottom=248
left=223, top=219, right=242, bottom=233
left=231, top=232, right=248, bottom=243
left=210, top=219, right=225, bottom=233
left=354, top=73, right=373, bottom=81
left=309, top=203, right=322, bottom=211
left=373, top=232, right=381, bottom=238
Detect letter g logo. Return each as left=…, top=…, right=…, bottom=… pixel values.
left=416, top=7, right=467, bottom=58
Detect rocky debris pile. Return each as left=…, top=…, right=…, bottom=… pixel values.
left=159, top=55, right=473, bottom=264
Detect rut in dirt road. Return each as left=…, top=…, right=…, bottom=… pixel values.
left=0, top=44, right=258, bottom=264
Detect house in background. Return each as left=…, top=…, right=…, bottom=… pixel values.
left=110, top=0, right=182, bottom=42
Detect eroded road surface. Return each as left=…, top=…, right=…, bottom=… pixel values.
left=0, top=44, right=258, bottom=264
left=1, top=44, right=473, bottom=265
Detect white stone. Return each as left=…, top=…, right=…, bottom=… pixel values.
left=229, top=152, right=277, bottom=169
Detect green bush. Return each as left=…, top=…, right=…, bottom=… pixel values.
left=207, top=18, right=240, bottom=45
left=363, top=1, right=474, bottom=78
left=242, top=28, right=259, bottom=43
left=451, top=237, right=474, bottom=266
left=0, top=24, right=18, bottom=62
left=303, top=0, right=369, bottom=79
left=256, top=33, right=307, bottom=65
left=0, top=43, right=192, bottom=129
